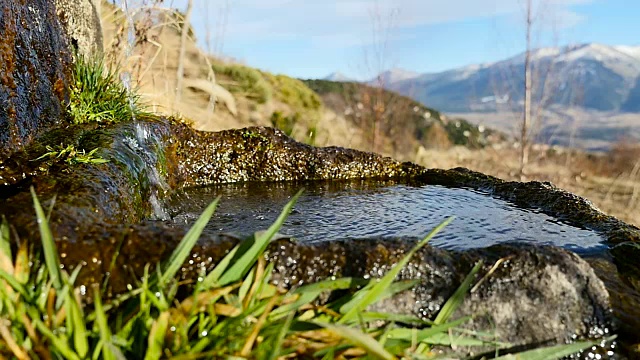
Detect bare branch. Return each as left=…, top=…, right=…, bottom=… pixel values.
left=174, top=0, right=193, bottom=107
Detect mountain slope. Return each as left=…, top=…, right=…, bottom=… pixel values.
left=388, top=43, right=640, bottom=113
left=303, top=79, right=505, bottom=153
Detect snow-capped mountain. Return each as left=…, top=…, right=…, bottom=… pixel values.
left=369, top=68, right=420, bottom=85
left=323, top=72, right=354, bottom=82
left=387, top=43, right=640, bottom=113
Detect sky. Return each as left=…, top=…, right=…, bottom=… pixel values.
left=160, top=0, right=640, bottom=80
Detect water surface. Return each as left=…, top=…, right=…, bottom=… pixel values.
left=164, top=180, right=606, bottom=255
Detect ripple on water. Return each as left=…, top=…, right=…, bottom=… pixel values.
left=163, top=180, right=607, bottom=255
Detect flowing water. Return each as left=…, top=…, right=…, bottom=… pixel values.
left=163, top=180, right=606, bottom=255
left=119, top=0, right=169, bottom=219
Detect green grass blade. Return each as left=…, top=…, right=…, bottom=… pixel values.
left=145, top=312, right=169, bottom=360
left=0, top=269, right=30, bottom=300
left=93, top=285, right=116, bottom=360
left=218, top=190, right=302, bottom=286
left=238, top=266, right=255, bottom=304
left=67, top=291, right=89, bottom=358
left=34, top=318, right=81, bottom=360
left=385, top=317, right=470, bottom=342
left=292, top=277, right=367, bottom=294
left=268, top=312, right=295, bottom=360
left=413, top=332, right=496, bottom=347
left=434, top=261, right=482, bottom=325
left=31, top=187, right=63, bottom=290
left=270, top=278, right=367, bottom=320
left=314, top=322, right=395, bottom=360
left=339, top=217, right=454, bottom=324
left=201, top=246, right=239, bottom=289
left=357, top=312, right=431, bottom=326
left=270, top=289, right=324, bottom=320
left=339, top=280, right=419, bottom=317
left=0, top=216, right=11, bottom=260
left=159, top=197, right=219, bottom=285
left=493, top=337, right=614, bottom=360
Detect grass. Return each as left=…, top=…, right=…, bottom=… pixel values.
left=270, top=111, right=298, bottom=137
left=211, top=61, right=273, bottom=104
left=69, top=57, right=149, bottom=124
left=0, top=188, right=607, bottom=359
left=32, top=144, right=109, bottom=165
left=262, top=73, right=322, bottom=112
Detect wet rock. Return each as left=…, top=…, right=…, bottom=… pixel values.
left=0, top=0, right=72, bottom=159
left=0, top=120, right=633, bottom=357
left=267, top=240, right=614, bottom=357
left=54, top=0, right=103, bottom=57
left=53, top=228, right=618, bottom=357
left=588, top=256, right=640, bottom=357
left=0, top=121, right=174, bottom=244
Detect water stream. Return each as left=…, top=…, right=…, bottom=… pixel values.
left=119, top=0, right=169, bottom=219
left=163, top=180, right=606, bottom=255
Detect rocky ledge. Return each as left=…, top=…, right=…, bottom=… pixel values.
left=1, top=119, right=638, bottom=357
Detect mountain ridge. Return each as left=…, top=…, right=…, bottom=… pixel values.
left=389, top=43, right=640, bottom=113
left=322, top=43, right=640, bottom=113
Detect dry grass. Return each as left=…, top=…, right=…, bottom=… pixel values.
left=96, top=1, right=366, bottom=149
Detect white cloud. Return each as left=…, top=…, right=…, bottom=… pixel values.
left=170, top=0, right=594, bottom=49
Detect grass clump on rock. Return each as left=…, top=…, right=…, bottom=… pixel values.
left=0, top=189, right=603, bottom=359
left=68, top=57, right=148, bottom=124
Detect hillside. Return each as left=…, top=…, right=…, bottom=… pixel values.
left=97, top=1, right=502, bottom=163
left=303, top=79, right=505, bottom=156
left=98, top=1, right=381, bottom=153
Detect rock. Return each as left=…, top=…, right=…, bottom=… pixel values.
left=54, top=0, right=103, bottom=57
left=269, top=240, right=615, bottom=357
left=172, top=125, right=424, bottom=187
left=49, top=227, right=620, bottom=357
left=0, top=120, right=633, bottom=356
left=0, top=0, right=72, bottom=159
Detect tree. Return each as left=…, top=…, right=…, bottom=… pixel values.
left=492, top=0, right=564, bottom=179
left=358, top=1, right=400, bottom=154
left=520, top=0, right=533, bottom=179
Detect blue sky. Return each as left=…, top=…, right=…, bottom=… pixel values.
left=166, top=0, right=640, bottom=79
